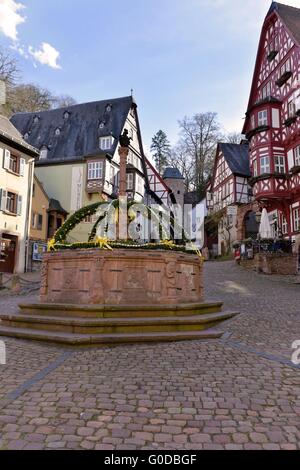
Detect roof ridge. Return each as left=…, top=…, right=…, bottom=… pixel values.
left=12, top=95, right=133, bottom=117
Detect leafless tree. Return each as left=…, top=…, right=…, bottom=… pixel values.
left=0, top=47, right=19, bottom=85
left=176, top=112, right=222, bottom=197
left=52, top=94, right=77, bottom=109
left=169, top=144, right=194, bottom=192
left=7, top=83, right=54, bottom=115
left=224, top=131, right=242, bottom=144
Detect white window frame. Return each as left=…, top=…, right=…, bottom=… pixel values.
left=294, top=146, right=300, bottom=166
left=288, top=100, right=296, bottom=117
left=258, top=110, right=268, bottom=127
left=99, top=136, right=113, bottom=151
left=281, top=58, right=291, bottom=76
left=87, top=161, right=103, bottom=180
left=294, top=208, right=300, bottom=232
left=40, top=148, right=48, bottom=160
left=260, top=156, right=270, bottom=174
left=281, top=215, right=288, bottom=235
left=262, top=82, right=271, bottom=99
left=253, top=159, right=258, bottom=177
left=126, top=173, right=134, bottom=191
left=274, top=155, right=285, bottom=174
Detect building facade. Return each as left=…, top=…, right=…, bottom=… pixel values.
left=0, top=115, right=39, bottom=273
left=206, top=143, right=253, bottom=255
left=11, top=96, right=164, bottom=242
left=243, top=2, right=300, bottom=254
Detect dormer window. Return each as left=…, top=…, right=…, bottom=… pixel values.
left=24, top=133, right=29, bottom=140
left=105, top=104, right=112, bottom=113
left=99, top=121, right=105, bottom=130
left=99, top=136, right=113, bottom=151
left=55, top=128, right=61, bottom=136
left=40, top=146, right=48, bottom=160
left=63, top=111, right=70, bottom=120
left=33, top=116, right=39, bottom=124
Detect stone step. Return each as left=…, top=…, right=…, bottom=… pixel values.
left=18, top=301, right=224, bottom=319
left=0, top=325, right=223, bottom=345
left=0, top=311, right=238, bottom=335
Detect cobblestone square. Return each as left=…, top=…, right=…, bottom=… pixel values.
left=0, top=261, right=300, bottom=450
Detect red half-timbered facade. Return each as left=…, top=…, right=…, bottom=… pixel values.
left=243, top=2, right=300, bottom=240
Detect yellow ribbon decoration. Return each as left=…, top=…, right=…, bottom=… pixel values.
left=95, top=237, right=113, bottom=251
left=47, top=238, right=56, bottom=252
left=159, top=240, right=176, bottom=249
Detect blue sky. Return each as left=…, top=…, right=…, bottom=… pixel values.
left=0, top=0, right=299, bottom=151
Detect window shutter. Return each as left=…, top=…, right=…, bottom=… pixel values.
left=17, top=195, right=23, bottom=216
left=0, top=189, right=7, bottom=211
left=3, top=149, right=10, bottom=170
left=20, top=158, right=25, bottom=176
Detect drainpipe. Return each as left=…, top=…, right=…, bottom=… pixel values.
left=24, top=158, right=35, bottom=273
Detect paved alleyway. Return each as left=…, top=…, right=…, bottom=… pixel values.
left=0, top=261, right=300, bottom=450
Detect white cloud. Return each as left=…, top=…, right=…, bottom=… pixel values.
left=0, top=0, right=25, bottom=40
left=28, top=42, right=62, bottom=70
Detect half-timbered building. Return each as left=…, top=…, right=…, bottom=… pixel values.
left=206, top=142, right=251, bottom=255
left=243, top=2, right=300, bottom=250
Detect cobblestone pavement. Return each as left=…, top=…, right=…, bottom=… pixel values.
left=0, top=261, right=299, bottom=450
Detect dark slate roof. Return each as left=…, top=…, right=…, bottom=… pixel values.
left=0, top=114, right=39, bottom=155
left=184, top=191, right=202, bottom=206
left=48, top=199, right=68, bottom=215
left=218, top=143, right=250, bottom=177
left=268, top=2, right=300, bottom=45
left=162, top=167, right=184, bottom=180
left=10, top=96, right=134, bottom=164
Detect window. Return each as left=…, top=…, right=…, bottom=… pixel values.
left=294, top=146, right=300, bottom=166
left=251, top=115, right=255, bottom=129
left=31, top=212, right=36, bottom=228
left=262, top=82, right=271, bottom=99
left=258, top=110, right=268, bottom=127
left=137, top=176, right=144, bottom=195
left=37, top=214, right=43, bottom=230
left=55, top=128, right=61, bottom=136
left=268, top=35, right=278, bottom=53
left=40, top=148, right=48, bottom=160
left=288, top=100, right=296, bottom=117
left=88, top=161, right=103, bottom=180
left=260, top=156, right=270, bottom=174
left=281, top=215, right=288, bottom=235
left=6, top=192, right=17, bottom=214
left=294, top=208, right=300, bottom=232
left=99, top=136, right=113, bottom=151
left=9, top=154, right=18, bottom=173
left=274, top=155, right=285, bottom=174
left=110, top=166, right=115, bottom=184
left=126, top=173, right=134, bottom=190
left=281, top=58, right=291, bottom=76
left=253, top=160, right=258, bottom=177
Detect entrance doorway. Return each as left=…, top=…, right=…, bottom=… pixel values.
left=0, top=235, right=18, bottom=273
left=244, top=211, right=259, bottom=239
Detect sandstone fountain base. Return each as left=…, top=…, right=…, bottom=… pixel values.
left=0, top=249, right=238, bottom=345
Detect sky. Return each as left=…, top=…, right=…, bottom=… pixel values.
left=0, top=0, right=300, bottom=151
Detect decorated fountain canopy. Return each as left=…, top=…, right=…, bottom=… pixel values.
left=47, top=198, right=202, bottom=258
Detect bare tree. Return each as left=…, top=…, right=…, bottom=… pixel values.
left=169, top=144, right=194, bottom=192
left=176, top=112, right=222, bottom=197
left=224, top=131, right=242, bottom=144
left=0, top=47, right=19, bottom=85
left=7, top=84, right=54, bottom=115
left=52, top=94, right=77, bottom=109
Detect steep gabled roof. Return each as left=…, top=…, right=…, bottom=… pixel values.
left=218, top=143, right=251, bottom=177
left=163, top=167, right=184, bottom=180
left=243, top=2, right=300, bottom=133
left=0, top=114, right=39, bottom=156
left=268, top=2, right=300, bottom=45
left=10, top=96, right=134, bottom=164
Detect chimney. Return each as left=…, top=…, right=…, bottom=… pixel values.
left=0, top=80, right=6, bottom=111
